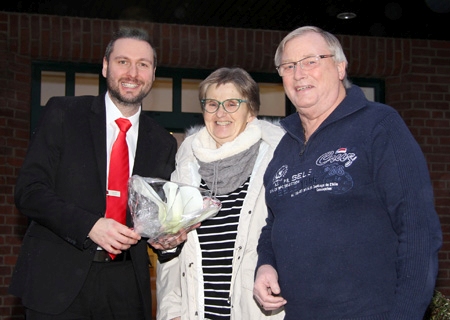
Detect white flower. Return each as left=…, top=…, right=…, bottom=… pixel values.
left=128, top=175, right=221, bottom=239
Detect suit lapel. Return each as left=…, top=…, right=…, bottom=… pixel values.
left=89, top=93, right=108, bottom=193
left=133, top=114, right=153, bottom=176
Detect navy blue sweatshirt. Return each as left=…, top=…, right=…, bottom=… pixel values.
left=257, top=85, right=442, bottom=319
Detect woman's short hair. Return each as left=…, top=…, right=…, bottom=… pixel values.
left=199, top=67, right=260, bottom=115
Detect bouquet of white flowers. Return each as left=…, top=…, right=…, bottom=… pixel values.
left=128, top=175, right=221, bottom=240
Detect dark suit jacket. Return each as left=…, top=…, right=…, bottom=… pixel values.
left=9, top=93, right=177, bottom=317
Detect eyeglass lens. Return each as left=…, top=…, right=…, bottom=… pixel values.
left=202, top=99, right=243, bottom=113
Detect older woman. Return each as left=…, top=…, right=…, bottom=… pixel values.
left=156, top=67, right=286, bottom=320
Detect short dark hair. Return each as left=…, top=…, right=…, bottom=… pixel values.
left=104, top=27, right=157, bottom=67
left=199, top=67, right=260, bottom=116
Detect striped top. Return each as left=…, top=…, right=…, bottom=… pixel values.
left=197, top=177, right=250, bottom=320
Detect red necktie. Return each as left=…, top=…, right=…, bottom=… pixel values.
left=105, top=118, right=131, bottom=259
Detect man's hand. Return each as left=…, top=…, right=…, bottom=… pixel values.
left=88, top=218, right=141, bottom=254
left=149, top=222, right=200, bottom=250
left=253, top=264, right=287, bottom=311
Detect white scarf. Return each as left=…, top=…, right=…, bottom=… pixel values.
left=192, top=120, right=262, bottom=195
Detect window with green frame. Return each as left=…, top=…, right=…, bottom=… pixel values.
left=31, top=61, right=384, bottom=134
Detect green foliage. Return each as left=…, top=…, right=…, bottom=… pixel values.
left=424, top=290, right=450, bottom=320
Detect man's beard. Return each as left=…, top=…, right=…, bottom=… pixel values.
left=107, top=77, right=151, bottom=107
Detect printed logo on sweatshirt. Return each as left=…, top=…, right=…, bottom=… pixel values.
left=269, top=148, right=357, bottom=197
left=316, top=148, right=357, bottom=167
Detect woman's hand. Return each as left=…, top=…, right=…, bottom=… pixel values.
left=148, top=223, right=200, bottom=250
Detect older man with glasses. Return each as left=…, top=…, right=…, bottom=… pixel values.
left=253, top=26, right=442, bottom=320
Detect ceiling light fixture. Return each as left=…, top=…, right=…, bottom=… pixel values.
left=337, top=12, right=357, bottom=20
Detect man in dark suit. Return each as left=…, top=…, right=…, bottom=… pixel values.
left=9, top=27, right=186, bottom=319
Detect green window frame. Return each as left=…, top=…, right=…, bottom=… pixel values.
left=31, top=61, right=384, bottom=134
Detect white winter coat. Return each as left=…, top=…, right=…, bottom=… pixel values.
left=156, top=119, right=285, bottom=320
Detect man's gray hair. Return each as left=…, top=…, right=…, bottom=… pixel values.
left=274, top=26, right=351, bottom=88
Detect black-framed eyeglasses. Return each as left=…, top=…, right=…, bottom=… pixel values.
left=276, top=54, right=335, bottom=76
left=200, top=98, right=248, bottom=113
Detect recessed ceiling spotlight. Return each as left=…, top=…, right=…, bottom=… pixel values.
left=337, top=12, right=357, bottom=20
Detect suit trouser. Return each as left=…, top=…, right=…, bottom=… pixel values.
left=25, top=260, right=145, bottom=320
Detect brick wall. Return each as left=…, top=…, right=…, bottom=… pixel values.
left=1, top=11, right=449, bottom=319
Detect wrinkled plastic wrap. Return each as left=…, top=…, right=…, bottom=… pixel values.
left=128, top=175, right=221, bottom=240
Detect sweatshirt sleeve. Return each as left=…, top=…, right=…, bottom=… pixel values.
left=256, top=135, right=283, bottom=273
left=256, top=203, right=278, bottom=272
left=372, top=113, right=442, bottom=319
